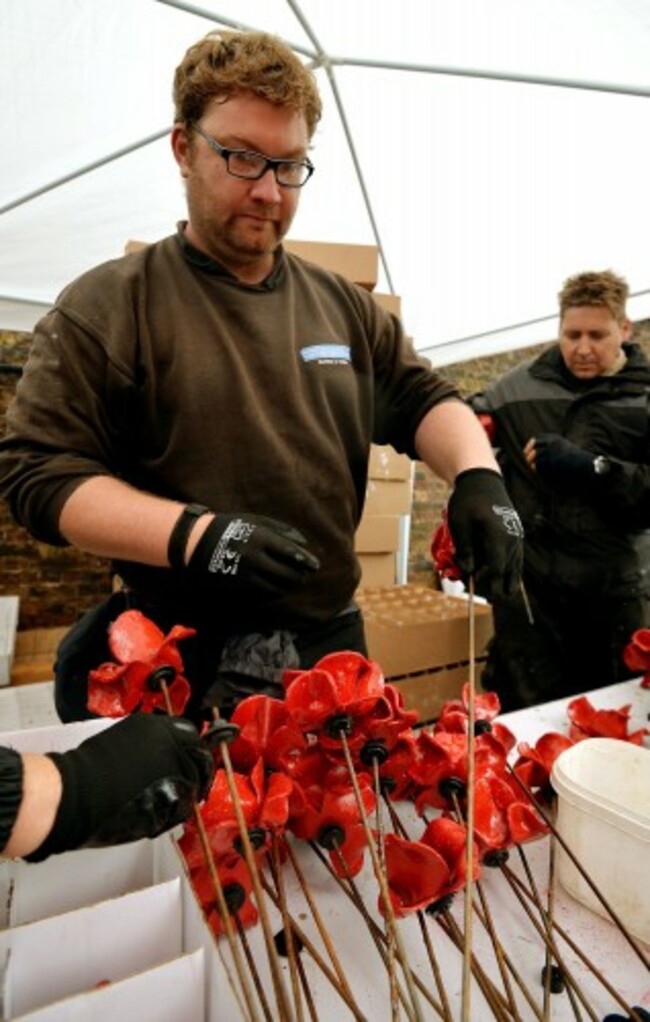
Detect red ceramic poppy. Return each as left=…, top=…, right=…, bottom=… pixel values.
left=382, top=833, right=451, bottom=917
left=435, top=684, right=517, bottom=755
left=512, top=732, right=575, bottom=791
left=227, top=695, right=293, bottom=771
left=430, top=511, right=461, bottom=581
left=472, top=774, right=547, bottom=853
left=199, top=758, right=293, bottom=859
left=379, top=731, right=420, bottom=801
left=420, top=815, right=481, bottom=895
left=189, top=853, right=259, bottom=937
left=283, top=651, right=385, bottom=734
left=567, top=695, right=648, bottom=745
left=288, top=766, right=375, bottom=877
left=622, top=628, right=650, bottom=673
left=411, top=730, right=508, bottom=814
left=87, top=610, right=194, bottom=716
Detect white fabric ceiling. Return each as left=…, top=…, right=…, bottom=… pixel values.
left=2, top=0, right=650, bottom=365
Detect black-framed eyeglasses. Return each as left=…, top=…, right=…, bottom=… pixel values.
left=192, top=124, right=314, bottom=188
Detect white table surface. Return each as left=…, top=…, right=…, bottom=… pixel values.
left=2, top=678, right=648, bottom=1020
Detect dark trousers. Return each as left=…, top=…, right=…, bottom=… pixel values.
left=54, top=591, right=367, bottom=726
left=481, top=575, right=649, bottom=712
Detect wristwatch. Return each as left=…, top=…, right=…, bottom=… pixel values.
left=593, top=455, right=611, bottom=476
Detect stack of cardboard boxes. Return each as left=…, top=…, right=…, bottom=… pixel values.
left=356, top=584, right=493, bottom=724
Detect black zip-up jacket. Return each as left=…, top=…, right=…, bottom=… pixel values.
left=472, top=342, right=650, bottom=596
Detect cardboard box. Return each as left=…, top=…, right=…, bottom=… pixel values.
left=368, top=444, right=412, bottom=481
left=11, top=626, right=68, bottom=686
left=357, top=552, right=396, bottom=587
left=284, top=239, right=378, bottom=290
left=354, top=515, right=401, bottom=554
left=356, top=584, right=493, bottom=721
left=364, top=477, right=412, bottom=516
left=371, top=292, right=402, bottom=317
left=0, top=595, right=19, bottom=686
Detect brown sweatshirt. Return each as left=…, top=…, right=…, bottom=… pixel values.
left=0, top=229, right=458, bottom=629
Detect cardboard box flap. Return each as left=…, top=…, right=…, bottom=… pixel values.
left=284, top=239, right=378, bottom=290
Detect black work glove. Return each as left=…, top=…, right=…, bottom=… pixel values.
left=533, top=434, right=599, bottom=487
left=447, top=468, right=524, bottom=599
left=26, top=714, right=214, bottom=862
left=187, top=513, right=320, bottom=598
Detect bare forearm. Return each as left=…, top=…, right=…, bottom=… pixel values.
left=414, top=400, right=499, bottom=483
left=3, top=754, right=61, bottom=859
left=58, top=477, right=213, bottom=566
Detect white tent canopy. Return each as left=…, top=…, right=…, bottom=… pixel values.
left=2, top=0, right=650, bottom=365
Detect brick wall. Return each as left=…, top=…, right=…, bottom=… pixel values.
left=0, top=332, right=113, bottom=629
left=2, top=323, right=649, bottom=628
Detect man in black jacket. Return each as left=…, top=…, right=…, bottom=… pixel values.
left=472, top=269, right=650, bottom=709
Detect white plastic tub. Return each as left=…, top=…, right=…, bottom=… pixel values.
left=551, top=737, right=650, bottom=946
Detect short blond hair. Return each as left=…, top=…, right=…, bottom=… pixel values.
left=173, top=30, right=322, bottom=138
left=558, top=270, right=629, bottom=324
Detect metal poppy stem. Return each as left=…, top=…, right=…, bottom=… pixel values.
left=283, top=838, right=365, bottom=1019
left=217, top=736, right=296, bottom=1022
left=503, top=865, right=648, bottom=1022
left=474, top=879, right=526, bottom=1020
left=159, top=680, right=262, bottom=1022
left=258, top=870, right=370, bottom=1021
left=234, top=915, right=275, bottom=1022
left=371, top=757, right=400, bottom=1021
left=470, top=892, right=545, bottom=1021
left=506, top=766, right=650, bottom=971
left=461, top=574, right=478, bottom=1022
left=337, top=729, right=425, bottom=1022
left=501, top=858, right=599, bottom=1021
left=310, top=841, right=444, bottom=1019
left=436, top=910, right=513, bottom=1021
left=381, top=795, right=454, bottom=1022
left=269, top=833, right=305, bottom=1022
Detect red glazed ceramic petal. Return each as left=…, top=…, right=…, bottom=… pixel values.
left=472, top=776, right=510, bottom=850
left=623, top=640, right=650, bottom=673
left=108, top=610, right=165, bottom=664
left=421, top=814, right=480, bottom=890
left=232, top=695, right=290, bottom=747
left=379, top=733, right=419, bottom=800
left=265, top=724, right=309, bottom=774
left=201, top=769, right=258, bottom=830
left=490, top=722, right=517, bottom=755
left=474, top=734, right=509, bottom=775
left=430, top=513, right=462, bottom=581
left=434, top=710, right=469, bottom=734
left=567, top=696, right=632, bottom=739
left=507, top=802, right=548, bottom=845
left=87, top=679, right=129, bottom=717
left=200, top=855, right=258, bottom=937
left=312, top=651, right=385, bottom=715
left=360, top=689, right=417, bottom=746
left=514, top=732, right=574, bottom=789
left=259, top=772, right=293, bottom=830
left=382, top=833, right=450, bottom=917
left=284, top=668, right=339, bottom=730
left=329, top=823, right=368, bottom=879
left=460, top=683, right=501, bottom=720
left=88, top=661, right=129, bottom=686
left=140, top=673, right=190, bottom=715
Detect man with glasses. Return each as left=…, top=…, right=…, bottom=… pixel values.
left=0, top=30, right=523, bottom=724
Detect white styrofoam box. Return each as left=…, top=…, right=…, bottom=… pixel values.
left=0, top=596, right=19, bottom=686
left=1, top=878, right=184, bottom=1017
left=551, top=737, right=650, bottom=945
left=12, top=950, right=205, bottom=1022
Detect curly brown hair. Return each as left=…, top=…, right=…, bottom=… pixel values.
left=558, top=270, right=629, bottom=324
left=173, top=30, right=322, bottom=138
